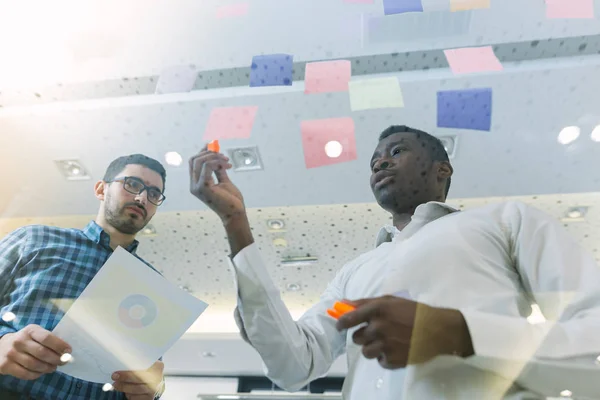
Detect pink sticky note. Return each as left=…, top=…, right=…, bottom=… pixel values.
left=304, top=60, right=352, bottom=94
left=203, top=106, right=258, bottom=140
left=301, top=118, right=357, bottom=169
left=443, top=46, right=503, bottom=75
left=216, top=3, right=249, bottom=18
left=546, top=0, right=594, bottom=19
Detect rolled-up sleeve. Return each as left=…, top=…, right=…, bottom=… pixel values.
left=0, top=227, right=30, bottom=338
left=229, top=243, right=349, bottom=392
left=462, top=202, right=600, bottom=398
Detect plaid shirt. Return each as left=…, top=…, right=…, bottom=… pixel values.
left=0, top=221, right=160, bottom=400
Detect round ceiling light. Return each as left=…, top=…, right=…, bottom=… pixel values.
left=557, top=126, right=580, bottom=145
left=233, top=149, right=257, bottom=167
left=324, top=140, right=343, bottom=158
left=267, top=219, right=285, bottom=230
left=591, top=125, right=600, bottom=142
left=165, top=151, right=183, bottom=167
left=286, top=283, right=302, bottom=292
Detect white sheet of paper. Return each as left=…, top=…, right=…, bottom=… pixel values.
left=155, top=65, right=198, bottom=94
left=53, top=247, right=208, bottom=383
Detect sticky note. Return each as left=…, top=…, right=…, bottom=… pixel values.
left=383, top=0, right=423, bottom=15
left=216, top=3, right=249, bottom=18
left=437, top=88, right=492, bottom=131
left=249, top=54, right=293, bottom=87
left=349, top=77, right=404, bottom=111
left=546, top=0, right=594, bottom=19
left=207, top=140, right=220, bottom=153
left=444, top=46, right=502, bottom=75
left=155, top=65, right=198, bottom=94
left=203, top=106, right=258, bottom=140
left=301, top=117, right=357, bottom=169
left=304, top=60, right=352, bottom=94
left=450, top=0, right=490, bottom=11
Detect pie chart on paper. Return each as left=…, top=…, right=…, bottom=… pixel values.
left=118, top=294, right=158, bottom=329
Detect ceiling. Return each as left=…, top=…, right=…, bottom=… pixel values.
left=1, top=0, right=600, bottom=378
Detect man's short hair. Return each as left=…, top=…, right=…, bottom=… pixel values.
left=103, top=154, right=167, bottom=190
left=379, top=125, right=451, bottom=197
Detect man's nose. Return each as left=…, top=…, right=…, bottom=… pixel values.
left=134, top=191, right=148, bottom=206
left=373, top=160, right=391, bottom=172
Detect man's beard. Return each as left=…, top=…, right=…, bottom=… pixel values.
left=104, top=193, right=146, bottom=235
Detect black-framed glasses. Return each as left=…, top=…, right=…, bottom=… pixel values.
left=108, top=176, right=166, bottom=206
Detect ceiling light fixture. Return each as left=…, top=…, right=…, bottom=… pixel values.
left=557, top=126, right=580, bottom=145
left=54, top=159, right=90, bottom=180
left=591, top=125, right=600, bottom=142
left=102, top=383, right=114, bottom=392
left=228, top=146, right=263, bottom=171
left=280, top=256, right=318, bottom=267
left=201, top=351, right=217, bottom=358
left=267, top=219, right=285, bottom=230
left=272, top=238, right=288, bottom=248
left=140, top=224, right=157, bottom=236
left=438, top=136, right=458, bottom=159
left=562, top=206, right=588, bottom=222
left=324, top=140, right=343, bottom=158
left=560, top=389, right=573, bottom=398
left=164, top=151, right=183, bottom=167
left=286, top=283, right=302, bottom=292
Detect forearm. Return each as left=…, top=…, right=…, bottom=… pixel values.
left=223, top=213, right=254, bottom=257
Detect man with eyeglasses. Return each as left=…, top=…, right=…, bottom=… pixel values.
left=0, top=154, right=167, bottom=400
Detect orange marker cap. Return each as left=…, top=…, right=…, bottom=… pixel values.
left=333, top=301, right=356, bottom=315
left=207, top=140, right=220, bottom=153
left=327, top=308, right=343, bottom=320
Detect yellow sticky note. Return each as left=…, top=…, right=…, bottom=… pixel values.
left=349, top=77, right=404, bottom=111
left=450, top=0, right=490, bottom=11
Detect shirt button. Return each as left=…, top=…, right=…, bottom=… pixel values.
left=376, top=378, right=384, bottom=389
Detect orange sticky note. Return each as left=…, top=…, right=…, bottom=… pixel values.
left=444, top=46, right=503, bottom=75
left=327, top=309, right=343, bottom=319
left=304, top=60, right=352, bottom=94
left=450, top=0, right=490, bottom=11
left=546, top=0, right=594, bottom=19
left=207, top=140, right=220, bottom=153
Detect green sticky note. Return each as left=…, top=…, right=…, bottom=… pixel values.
left=349, top=77, right=405, bottom=111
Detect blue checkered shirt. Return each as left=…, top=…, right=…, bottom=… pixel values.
left=0, top=221, right=160, bottom=400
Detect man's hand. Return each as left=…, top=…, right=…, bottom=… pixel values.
left=0, top=324, right=72, bottom=380
left=335, top=296, right=474, bottom=369
left=189, top=148, right=244, bottom=224
left=112, top=360, right=164, bottom=400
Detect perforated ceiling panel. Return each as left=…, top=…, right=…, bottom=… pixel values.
left=2, top=192, right=598, bottom=325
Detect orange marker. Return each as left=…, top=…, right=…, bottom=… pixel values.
left=327, top=301, right=355, bottom=320
left=207, top=140, right=220, bottom=153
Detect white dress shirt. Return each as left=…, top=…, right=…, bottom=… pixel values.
left=229, top=201, right=600, bottom=400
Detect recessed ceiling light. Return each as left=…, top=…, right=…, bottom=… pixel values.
left=560, top=389, right=572, bottom=398
left=267, top=219, right=285, bottom=230
left=562, top=206, right=588, bottom=221
left=324, top=140, right=343, bottom=158
left=272, top=238, right=288, bottom=248
left=591, top=125, right=600, bottom=142
left=557, top=126, right=580, bottom=145
left=102, top=383, right=114, bottom=392
left=54, top=159, right=90, bottom=180
left=164, top=151, right=183, bottom=167
left=201, top=351, right=216, bottom=358
left=140, top=224, right=157, bottom=236
left=438, top=136, right=457, bottom=159
left=286, top=283, right=302, bottom=292
left=228, top=146, right=263, bottom=171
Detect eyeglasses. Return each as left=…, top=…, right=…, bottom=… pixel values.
left=107, top=176, right=166, bottom=206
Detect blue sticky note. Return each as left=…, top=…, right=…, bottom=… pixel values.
left=249, top=54, right=294, bottom=87
left=437, top=88, right=492, bottom=131
left=383, top=0, right=424, bottom=15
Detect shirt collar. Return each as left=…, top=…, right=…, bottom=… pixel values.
left=82, top=221, right=140, bottom=254
left=375, top=202, right=459, bottom=247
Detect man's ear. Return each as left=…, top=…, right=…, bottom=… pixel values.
left=438, top=161, right=453, bottom=182
left=94, top=181, right=107, bottom=201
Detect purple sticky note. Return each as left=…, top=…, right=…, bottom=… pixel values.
left=249, top=54, right=294, bottom=87
left=383, top=0, right=424, bottom=15
left=437, top=88, right=492, bottom=131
